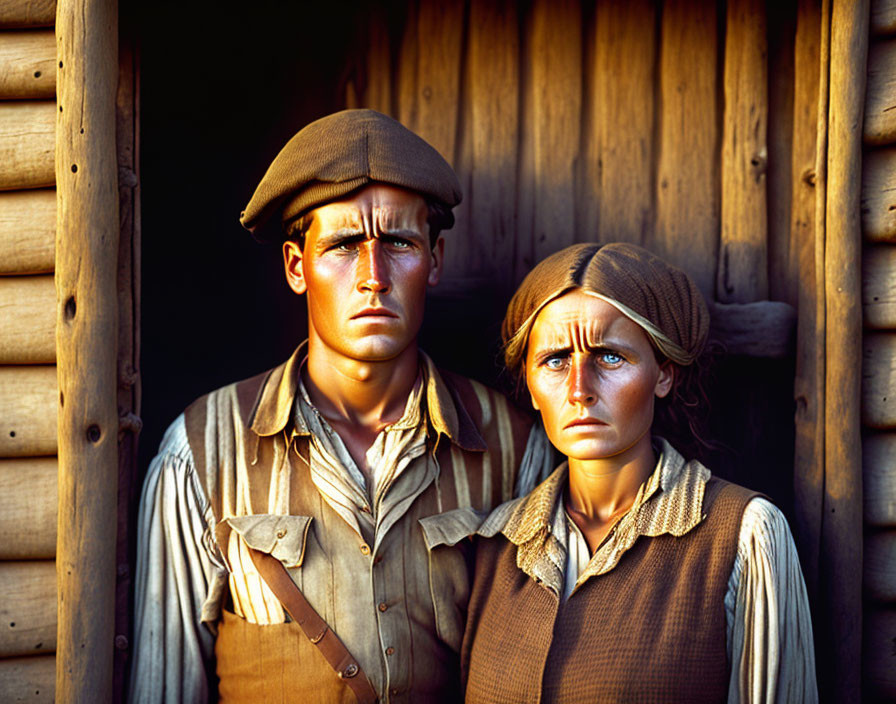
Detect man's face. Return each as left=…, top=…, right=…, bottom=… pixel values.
left=283, top=184, right=443, bottom=365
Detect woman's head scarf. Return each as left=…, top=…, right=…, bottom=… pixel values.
left=502, top=242, right=710, bottom=375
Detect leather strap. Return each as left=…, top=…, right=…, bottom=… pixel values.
left=247, top=546, right=378, bottom=704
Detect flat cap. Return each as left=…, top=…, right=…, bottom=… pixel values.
left=240, top=109, right=462, bottom=241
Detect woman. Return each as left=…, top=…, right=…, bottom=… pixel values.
left=461, top=243, right=817, bottom=703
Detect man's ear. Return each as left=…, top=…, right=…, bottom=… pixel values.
left=428, top=236, right=445, bottom=287
left=655, top=361, right=675, bottom=399
left=283, top=240, right=307, bottom=295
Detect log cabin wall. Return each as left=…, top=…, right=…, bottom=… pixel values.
left=0, top=1, right=60, bottom=701
left=863, top=1, right=896, bottom=700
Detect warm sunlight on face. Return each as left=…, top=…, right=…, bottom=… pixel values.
left=282, top=184, right=443, bottom=364
left=525, top=290, right=673, bottom=464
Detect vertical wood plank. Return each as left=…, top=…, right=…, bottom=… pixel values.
left=585, top=0, right=657, bottom=246
left=468, top=0, right=519, bottom=283
left=791, top=0, right=823, bottom=607
left=719, top=0, right=769, bottom=303
left=361, top=5, right=393, bottom=116
left=655, top=0, right=719, bottom=298
left=823, top=0, right=869, bottom=699
left=55, top=0, right=120, bottom=700
left=528, top=0, right=582, bottom=266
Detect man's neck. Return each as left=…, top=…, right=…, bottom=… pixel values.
left=302, top=340, right=421, bottom=458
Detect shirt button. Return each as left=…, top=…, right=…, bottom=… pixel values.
left=276, top=529, right=286, bottom=538
left=359, top=543, right=371, bottom=555
left=378, top=602, right=388, bottom=612
left=385, top=647, right=395, bottom=656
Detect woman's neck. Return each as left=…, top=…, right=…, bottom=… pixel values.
left=565, top=432, right=657, bottom=551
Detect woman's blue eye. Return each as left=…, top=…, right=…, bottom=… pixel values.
left=601, top=352, right=623, bottom=365
left=545, top=356, right=565, bottom=370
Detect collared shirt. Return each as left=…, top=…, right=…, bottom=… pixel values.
left=129, top=345, right=552, bottom=703
left=478, top=438, right=818, bottom=704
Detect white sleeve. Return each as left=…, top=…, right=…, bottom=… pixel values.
left=725, top=497, right=818, bottom=704
left=128, top=415, right=227, bottom=704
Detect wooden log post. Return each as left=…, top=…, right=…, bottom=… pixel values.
left=0, top=275, right=55, bottom=363
left=0, top=101, right=55, bottom=189
left=55, top=0, right=119, bottom=701
left=0, top=655, right=55, bottom=703
left=822, top=1, right=869, bottom=699
left=0, top=189, right=55, bottom=274
left=718, top=0, right=769, bottom=303
left=0, top=29, right=55, bottom=98
left=0, top=458, right=57, bottom=559
left=0, top=561, right=56, bottom=658
left=0, top=0, right=55, bottom=28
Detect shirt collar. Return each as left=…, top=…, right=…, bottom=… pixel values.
left=248, top=341, right=486, bottom=451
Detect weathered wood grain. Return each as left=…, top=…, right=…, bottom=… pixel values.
left=655, top=0, right=719, bottom=298
left=0, top=29, right=55, bottom=98
left=708, top=300, right=796, bottom=357
left=0, top=561, right=55, bottom=657
left=718, top=0, right=768, bottom=303
left=865, top=531, right=896, bottom=601
left=864, top=607, right=896, bottom=700
left=865, top=432, right=896, bottom=526
left=0, top=0, right=55, bottom=27
left=0, top=655, right=55, bottom=703
left=469, top=0, right=518, bottom=282
left=863, top=244, right=896, bottom=327
left=865, top=39, right=896, bottom=145
left=862, top=146, right=896, bottom=242
left=872, top=0, right=896, bottom=35
left=0, top=457, right=56, bottom=558
left=527, top=0, right=581, bottom=265
left=361, top=6, right=392, bottom=116
left=0, top=365, right=56, bottom=456
left=0, top=189, right=55, bottom=274
left=863, top=333, right=896, bottom=429
left=55, top=0, right=120, bottom=700
left=584, top=0, right=656, bottom=247
left=791, top=0, right=823, bottom=602
left=823, top=2, right=868, bottom=698
left=0, top=101, right=54, bottom=190
left=0, top=275, right=55, bottom=363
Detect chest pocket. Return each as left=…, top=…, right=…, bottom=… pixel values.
left=418, top=506, right=486, bottom=652
left=216, top=514, right=313, bottom=625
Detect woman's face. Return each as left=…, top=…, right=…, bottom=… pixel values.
left=525, top=289, right=673, bottom=463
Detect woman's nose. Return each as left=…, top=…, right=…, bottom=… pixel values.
left=568, top=359, right=597, bottom=406
left=357, top=240, right=391, bottom=293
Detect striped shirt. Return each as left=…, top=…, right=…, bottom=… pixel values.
left=129, top=344, right=552, bottom=703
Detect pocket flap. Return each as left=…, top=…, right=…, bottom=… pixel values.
left=223, top=514, right=313, bottom=568
left=419, top=506, right=486, bottom=550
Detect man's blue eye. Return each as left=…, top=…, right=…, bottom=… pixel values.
left=601, top=352, right=623, bottom=365
left=545, top=357, right=565, bottom=370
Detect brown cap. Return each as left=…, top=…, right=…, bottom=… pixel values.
left=502, top=242, right=710, bottom=374
left=240, top=109, right=462, bottom=241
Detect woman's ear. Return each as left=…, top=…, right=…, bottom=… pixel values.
left=655, top=361, right=675, bottom=399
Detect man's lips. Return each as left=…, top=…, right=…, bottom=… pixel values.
left=351, top=308, right=399, bottom=319
left=563, top=417, right=608, bottom=430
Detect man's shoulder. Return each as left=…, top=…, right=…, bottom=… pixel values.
left=437, top=368, right=533, bottom=434
left=183, top=367, right=273, bottom=428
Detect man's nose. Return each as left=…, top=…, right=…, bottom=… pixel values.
left=568, top=358, right=597, bottom=406
left=357, top=239, right=391, bottom=293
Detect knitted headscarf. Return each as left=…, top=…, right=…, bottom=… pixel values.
left=502, top=242, right=709, bottom=375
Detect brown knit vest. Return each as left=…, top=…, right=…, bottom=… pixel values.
left=463, top=478, right=758, bottom=704
left=183, top=365, right=534, bottom=702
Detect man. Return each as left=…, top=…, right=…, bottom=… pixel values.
left=129, top=109, right=551, bottom=703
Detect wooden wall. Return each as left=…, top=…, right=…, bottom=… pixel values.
left=863, top=1, right=896, bottom=699
left=0, top=1, right=59, bottom=701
